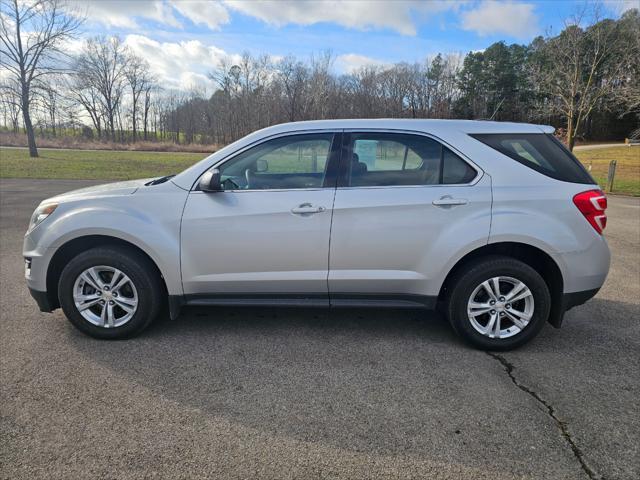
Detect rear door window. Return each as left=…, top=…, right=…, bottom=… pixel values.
left=471, top=133, right=595, bottom=184
left=344, top=133, right=477, bottom=187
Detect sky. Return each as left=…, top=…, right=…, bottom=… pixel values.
left=62, top=0, right=637, bottom=92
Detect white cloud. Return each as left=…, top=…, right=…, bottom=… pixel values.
left=336, top=54, right=388, bottom=73
left=124, top=34, right=233, bottom=90
left=460, top=1, right=540, bottom=39
left=68, top=0, right=228, bottom=30
left=68, top=0, right=467, bottom=36
left=62, top=37, right=85, bottom=55
left=69, top=0, right=180, bottom=29
left=169, top=0, right=230, bottom=30
left=224, top=0, right=462, bottom=36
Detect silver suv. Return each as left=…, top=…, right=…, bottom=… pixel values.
left=24, top=120, right=610, bottom=349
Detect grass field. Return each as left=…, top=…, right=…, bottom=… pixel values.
left=1, top=144, right=638, bottom=195
left=574, top=146, right=640, bottom=196
left=0, top=147, right=205, bottom=180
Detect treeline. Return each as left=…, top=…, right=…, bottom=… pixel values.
left=176, top=8, right=639, bottom=151
left=1, top=1, right=638, bottom=157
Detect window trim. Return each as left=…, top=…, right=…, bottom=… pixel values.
left=191, top=131, right=343, bottom=193
left=336, top=129, right=482, bottom=189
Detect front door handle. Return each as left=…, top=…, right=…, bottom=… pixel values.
left=291, top=203, right=326, bottom=215
left=432, top=196, right=468, bottom=207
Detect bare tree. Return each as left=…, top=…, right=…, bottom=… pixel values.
left=124, top=54, right=154, bottom=142
left=0, top=78, right=22, bottom=133
left=277, top=56, right=309, bottom=121
left=59, top=92, right=81, bottom=135
left=0, top=0, right=81, bottom=156
left=38, top=78, right=63, bottom=136
left=142, top=83, right=159, bottom=141
left=531, top=5, right=631, bottom=149
left=73, top=36, right=128, bottom=141
left=70, top=73, right=104, bottom=138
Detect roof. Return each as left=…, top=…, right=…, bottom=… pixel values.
left=253, top=119, right=555, bottom=135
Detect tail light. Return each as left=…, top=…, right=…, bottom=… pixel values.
left=573, top=190, right=607, bottom=234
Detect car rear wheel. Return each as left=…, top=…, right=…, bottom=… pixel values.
left=58, top=246, right=162, bottom=339
left=446, top=256, right=550, bottom=350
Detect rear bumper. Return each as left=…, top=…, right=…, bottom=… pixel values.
left=29, top=287, right=54, bottom=313
left=564, top=288, right=600, bottom=311
left=549, top=287, right=601, bottom=328
left=553, top=236, right=610, bottom=294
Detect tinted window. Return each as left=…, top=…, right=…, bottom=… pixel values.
left=471, top=133, right=595, bottom=184
left=442, top=147, right=477, bottom=184
left=347, top=133, right=476, bottom=187
left=219, top=134, right=333, bottom=190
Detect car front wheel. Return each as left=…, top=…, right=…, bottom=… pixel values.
left=58, top=246, right=163, bottom=339
left=446, top=256, right=551, bottom=350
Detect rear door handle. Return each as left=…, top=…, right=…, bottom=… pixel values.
left=432, top=196, right=468, bottom=207
left=291, top=203, right=326, bottom=215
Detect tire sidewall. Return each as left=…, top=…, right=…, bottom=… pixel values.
left=448, top=258, right=551, bottom=350
left=58, top=248, right=160, bottom=339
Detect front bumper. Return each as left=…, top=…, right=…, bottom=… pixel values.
left=24, top=229, right=58, bottom=312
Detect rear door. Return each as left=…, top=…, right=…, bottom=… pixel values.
left=328, top=131, right=492, bottom=305
left=181, top=132, right=341, bottom=300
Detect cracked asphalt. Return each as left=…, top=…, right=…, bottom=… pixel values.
left=1, top=179, right=639, bottom=480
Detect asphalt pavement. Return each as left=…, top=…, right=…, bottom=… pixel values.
left=1, top=178, right=638, bottom=480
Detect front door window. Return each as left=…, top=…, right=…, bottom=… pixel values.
left=218, top=134, right=335, bottom=190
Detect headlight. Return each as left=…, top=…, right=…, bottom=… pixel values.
left=28, top=203, right=57, bottom=232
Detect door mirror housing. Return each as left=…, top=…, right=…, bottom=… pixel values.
left=198, top=169, right=222, bottom=192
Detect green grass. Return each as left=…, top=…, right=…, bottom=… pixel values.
left=1, top=144, right=638, bottom=195
left=574, top=146, right=640, bottom=196
left=0, top=147, right=205, bottom=180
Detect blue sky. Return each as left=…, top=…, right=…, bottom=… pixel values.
left=67, top=0, right=636, bottom=90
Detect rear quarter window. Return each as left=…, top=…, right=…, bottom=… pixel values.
left=471, top=133, right=595, bottom=184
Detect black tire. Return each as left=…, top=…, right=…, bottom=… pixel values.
left=446, top=255, right=551, bottom=350
left=58, top=246, right=163, bottom=339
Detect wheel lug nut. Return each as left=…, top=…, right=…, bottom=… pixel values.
left=490, top=300, right=495, bottom=305
left=490, top=309, right=496, bottom=315
left=112, top=292, right=118, bottom=297
left=506, top=304, right=511, bottom=309
left=499, top=296, right=505, bottom=302
left=100, top=300, right=105, bottom=305
left=109, top=301, right=114, bottom=305
left=500, top=312, right=505, bottom=316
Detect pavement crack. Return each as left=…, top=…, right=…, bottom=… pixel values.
left=487, top=352, right=601, bottom=480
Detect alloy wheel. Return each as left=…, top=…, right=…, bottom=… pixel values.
left=72, top=266, right=138, bottom=328
left=467, top=276, right=534, bottom=339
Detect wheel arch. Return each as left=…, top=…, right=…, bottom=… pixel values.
left=437, top=242, right=565, bottom=327
left=46, top=235, right=168, bottom=311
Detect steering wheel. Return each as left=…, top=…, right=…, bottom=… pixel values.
left=221, top=177, right=240, bottom=190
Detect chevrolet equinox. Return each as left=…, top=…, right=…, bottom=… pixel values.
left=24, top=120, right=610, bottom=349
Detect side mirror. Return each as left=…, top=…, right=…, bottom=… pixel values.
left=255, top=159, right=268, bottom=173
left=198, top=169, right=222, bottom=192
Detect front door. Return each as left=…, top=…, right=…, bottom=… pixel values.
left=181, top=132, right=340, bottom=302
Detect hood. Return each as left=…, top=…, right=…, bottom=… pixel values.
left=44, top=178, right=155, bottom=204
